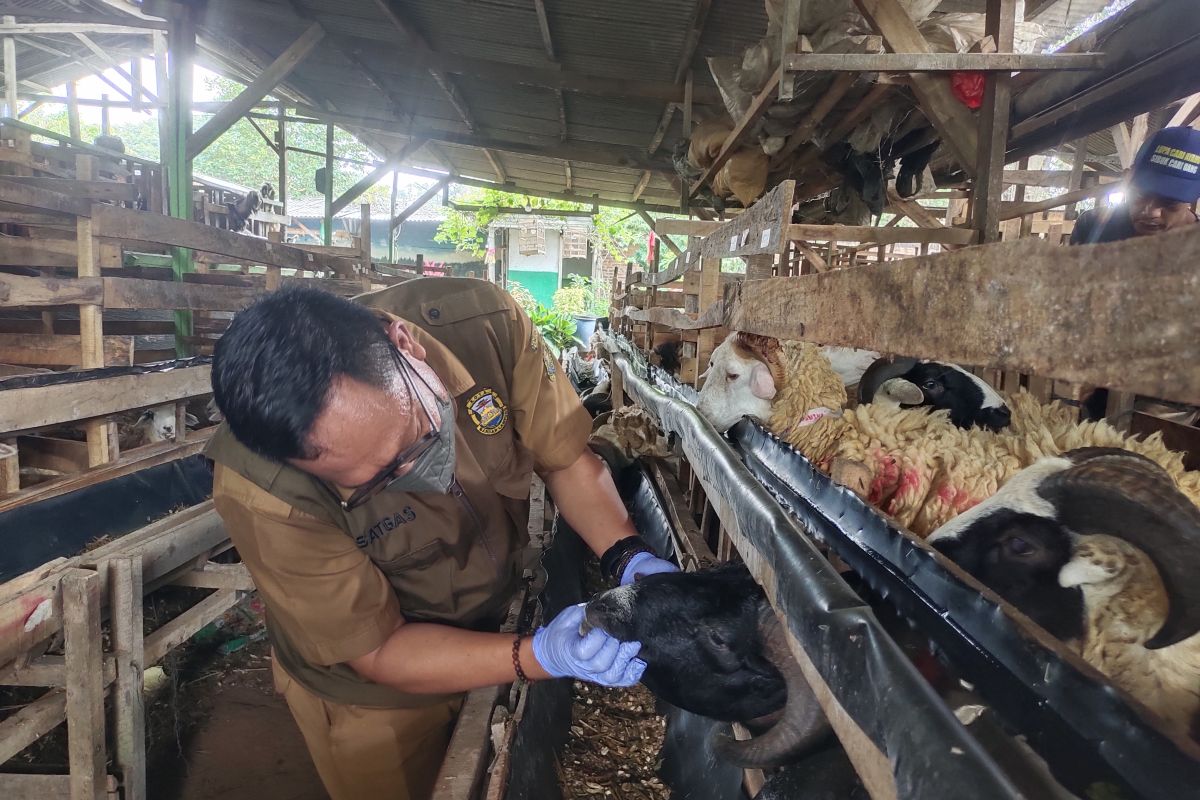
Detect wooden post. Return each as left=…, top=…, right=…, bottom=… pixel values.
left=1066, top=140, right=1087, bottom=221
left=0, top=440, right=17, bottom=496
left=276, top=103, right=287, bottom=211
left=779, top=0, right=801, bottom=101
left=77, top=155, right=116, bottom=467
left=971, top=0, right=1016, bottom=244
left=745, top=254, right=773, bottom=280
left=693, top=255, right=721, bottom=391
left=100, top=94, right=110, bottom=136
left=415, top=253, right=425, bottom=275
left=153, top=31, right=170, bottom=214
left=166, top=9, right=195, bottom=357
left=360, top=201, right=373, bottom=271
left=323, top=123, right=334, bottom=246
left=63, top=570, right=107, bottom=800
left=66, top=81, right=82, bottom=141
left=388, top=169, right=398, bottom=263
left=2, top=17, right=16, bottom=118
left=110, top=557, right=145, bottom=800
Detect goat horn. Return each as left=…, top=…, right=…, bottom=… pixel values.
left=1043, top=448, right=1200, bottom=649
left=714, top=606, right=830, bottom=768
left=734, top=332, right=787, bottom=391
left=857, top=356, right=919, bottom=405
left=878, top=377, right=926, bottom=407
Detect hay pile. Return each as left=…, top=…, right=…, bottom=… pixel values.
left=559, top=680, right=669, bottom=800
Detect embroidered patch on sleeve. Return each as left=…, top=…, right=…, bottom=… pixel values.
left=466, top=389, right=509, bottom=435
left=542, top=345, right=558, bottom=381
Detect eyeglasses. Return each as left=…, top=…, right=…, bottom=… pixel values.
left=338, top=348, right=441, bottom=511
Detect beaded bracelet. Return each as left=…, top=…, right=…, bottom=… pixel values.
left=512, top=635, right=534, bottom=684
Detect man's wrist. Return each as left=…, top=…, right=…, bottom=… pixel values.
left=600, top=535, right=654, bottom=583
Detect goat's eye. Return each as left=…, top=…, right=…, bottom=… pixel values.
left=922, top=379, right=939, bottom=391
left=726, top=373, right=739, bottom=382
left=1006, top=537, right=1033, bottom=556
left=706, top=629, right=730, bottom=649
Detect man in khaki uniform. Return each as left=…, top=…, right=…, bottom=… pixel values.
left=206, top=278, right=677, bottom=800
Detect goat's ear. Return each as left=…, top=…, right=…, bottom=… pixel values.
left=184, top=413, right=200, bottom=427
left=136, top=410, right=153, bottom=424
left=749, top=362, right=777, bottom=400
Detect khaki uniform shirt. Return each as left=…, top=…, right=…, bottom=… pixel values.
left=206, top=278, right=590, bottom=708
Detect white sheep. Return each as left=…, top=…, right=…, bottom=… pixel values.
left=696, top=332, right=1200, bottom=537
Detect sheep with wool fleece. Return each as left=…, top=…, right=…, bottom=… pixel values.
left=697, top=332, right=1200, bottom=537
left=1061, top=532, right=1200, bottom=741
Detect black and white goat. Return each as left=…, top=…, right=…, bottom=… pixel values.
left=929, top=448, right=1200, bottom=741
left=858, top=356, right=1012, bottom=431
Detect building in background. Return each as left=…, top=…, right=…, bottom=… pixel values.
left=490, top=214, right=594, bottom=307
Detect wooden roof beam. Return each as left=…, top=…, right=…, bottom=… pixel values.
left=187, top=22, right=325, bottom=160
left=72, top=32, right=157, bottom=104
left=331, top=137, right=428, bottom=216
left=391, top=176, right=451, bottom=231
left=1169, top=92, right=1200, bottom=128
left=637, top=210, right=683, bottom=259
left=648, top=0, right=711, bottom=155
left=291, top=103, right=672, bottom=174
left=632, top=170, right=651, bottom=202
left=0, top=22, right=153, bottom=35
left=782, top=52, right=1104, bottom=72
left=529, top=2, right=568, bottom=144
left=484, top=149, right=507, bottom=184
left=689, top=71, right=781, bottom=199
left=401, top=164, right=694, bottom=215
left=851, top=0, right=979, bottom=174
left=370, top=1, right=508, bottom=187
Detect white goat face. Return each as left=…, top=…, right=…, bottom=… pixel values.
left=695, top=335, right=776, bottom=433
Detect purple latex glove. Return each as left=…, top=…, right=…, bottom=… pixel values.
left=532, top=604, right=645, bottom=687
left=620, top=551, right=680, bottom=585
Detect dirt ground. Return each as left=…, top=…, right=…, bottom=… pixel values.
left=144, top=597, right=327, bottom=800
left=150, top=636, right=327, bottom=800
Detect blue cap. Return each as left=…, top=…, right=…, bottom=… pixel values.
left=1131, top=126, right=1200, bottom=204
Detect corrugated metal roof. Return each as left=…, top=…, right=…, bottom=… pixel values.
left=0, top=0, right=1170, bottom=211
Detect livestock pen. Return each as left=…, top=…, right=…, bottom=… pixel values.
left=1, top=0, right=1199, bottom=799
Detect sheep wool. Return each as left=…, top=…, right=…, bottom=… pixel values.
left=1061, top=534, right=1200, bottom=742
left=764, top=340, right=849, bottom=465
left=752, top=338, right=1200, bottom=537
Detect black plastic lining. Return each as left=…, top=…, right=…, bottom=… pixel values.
left=506, top=515, right=586, bottom=800
left=0, top=455, right=213, bottom=583
left=507, top=461, right=745, bottom=800
left=0, top=357, right=212, bottom=391
left=730, top=417, right=1200, bottom=799
left=601, top=335, right=1023, bottom=800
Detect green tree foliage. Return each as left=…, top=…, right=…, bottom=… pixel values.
left=551, top=274, right=609, bottom=317
left=435, top=186, right=686, bottom=268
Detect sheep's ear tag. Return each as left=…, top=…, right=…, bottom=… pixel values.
left=749, top=363, right=777, bottom=400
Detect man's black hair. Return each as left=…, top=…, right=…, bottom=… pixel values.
left=212, top=285, right=395, bottom=461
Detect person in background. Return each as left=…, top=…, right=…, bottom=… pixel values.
left=1068, top=125, right=1200, bottom=423
left=1070, top=125, right=1200, bottom=245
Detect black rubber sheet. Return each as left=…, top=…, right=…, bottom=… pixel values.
left=0, top=356, right=211, bottom=392
left=506, top=462, right=745, bottom=800
left=602, top=334, right=1024, bottom=800
left=0, top=455, right=213, bottom=583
